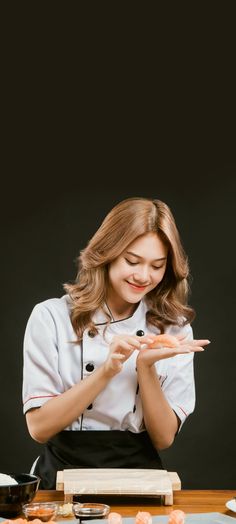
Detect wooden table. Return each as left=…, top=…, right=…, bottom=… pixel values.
left=34, top=490, right=236, bottom=518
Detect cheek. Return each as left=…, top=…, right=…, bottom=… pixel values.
left=108, top=263, right=123, bottom=285
left=153, top=268, right=166, bottom=285
left=109, top=260, right=129, bottom=280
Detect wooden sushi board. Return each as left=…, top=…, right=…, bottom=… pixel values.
left=56, top=469, right=181, bottom=505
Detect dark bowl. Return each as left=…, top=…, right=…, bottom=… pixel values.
left=0, top=473, right=40, bottom=518
left=73, top=503, right=110, bottom=520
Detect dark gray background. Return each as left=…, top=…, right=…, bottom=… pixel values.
left=0, top=162, right=235, bottom=489
left=1, top=1, right=235, bottom=490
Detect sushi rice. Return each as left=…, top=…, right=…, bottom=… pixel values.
left=0, top=473, right=18, bottom=486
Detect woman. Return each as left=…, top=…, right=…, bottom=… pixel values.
left=22, top=197, right=210, bottom=489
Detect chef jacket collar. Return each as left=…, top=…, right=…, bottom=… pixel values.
left=92, top=299, right=148, bottom=329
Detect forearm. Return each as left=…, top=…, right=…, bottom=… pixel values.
left=137, top=362, right=178, bottom=450
left=26, top=364, right=111, bottom=443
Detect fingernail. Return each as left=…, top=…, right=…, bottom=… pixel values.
left=141, top=344, right=148, bottom=350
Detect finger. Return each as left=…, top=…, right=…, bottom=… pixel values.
left=180, top=339, right=210, bottom=347
left=194, top=339, right=211, bottom=345
left=190, top=339, right=211, bottom=347
left=122, top=337, right=143, bottom=349
left=111, top=353, right=126, bottom=360
left=115, top=340, right=138, bottom=352
left=138, top=335, right=157, bottom=345
left=178, top=345, right=205, bottom=353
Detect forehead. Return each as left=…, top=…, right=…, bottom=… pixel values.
left=125, top=232, right=167, bottom=259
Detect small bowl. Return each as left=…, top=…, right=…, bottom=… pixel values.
left=0, top=473, right=40, bottom=518
left=23, top=502, right=58, bottom=521
left=73, top=503, right=110, bottom=520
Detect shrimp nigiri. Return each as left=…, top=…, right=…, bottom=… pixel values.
left=135, top=511, right=152, bottom=524
left=168, top=509, right=185, bottom=524
left=1, top=520, right=55, bottom=524
left=1, top=520, right=26, bottom=524
left=108, top=512, right=123, bottom=524
left=147, top=334, right=179, bottom=349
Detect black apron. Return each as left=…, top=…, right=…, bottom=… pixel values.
left=34, top=430, right=163, bottom=489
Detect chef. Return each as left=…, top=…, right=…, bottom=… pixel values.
left=22, top=197, right=209, bottom=489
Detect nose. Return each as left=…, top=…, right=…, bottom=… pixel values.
left=133, top=266, right=150, bottom=284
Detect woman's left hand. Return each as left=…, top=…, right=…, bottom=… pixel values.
left=136, top=334, right=210, bottom=367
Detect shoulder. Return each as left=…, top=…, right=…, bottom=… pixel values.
left=28, top=294, right=72, bottom=325
left=24, top=295, right=75, bottom=343
left=33, top=294, right=71, bottom=313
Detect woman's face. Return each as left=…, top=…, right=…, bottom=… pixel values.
left=107, top=232, right=168, bottom=310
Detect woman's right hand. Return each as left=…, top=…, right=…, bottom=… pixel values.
left=104, top=334, right=154, bottom=377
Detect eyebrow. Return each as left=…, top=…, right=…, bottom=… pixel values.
left=126, top=251, right=167, bottom=262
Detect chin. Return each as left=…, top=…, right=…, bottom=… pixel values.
left=125, top=294, right=144, bottom=304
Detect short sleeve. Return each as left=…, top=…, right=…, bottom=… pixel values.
left=156, top=322, right=196, bottom=431
left=22, top=304, right=64, bottom=414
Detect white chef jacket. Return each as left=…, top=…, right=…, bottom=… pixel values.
left=22, top=295, right=196, bottom=432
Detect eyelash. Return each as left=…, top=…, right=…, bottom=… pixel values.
left=125, top=259, right=163, bottom=270
left=125, top=260, right=137, bottom=266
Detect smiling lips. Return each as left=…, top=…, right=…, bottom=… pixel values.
left=127, top=281, right=149, bottom=291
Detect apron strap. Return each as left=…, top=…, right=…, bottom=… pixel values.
left=34, top=430, right=163, bottom=489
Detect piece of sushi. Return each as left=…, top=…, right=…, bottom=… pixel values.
left=135, top=510, right=152, bottom=524
left=1, top=517, right=55, bottom=524
left=1, top=520, right=26, bottom=524
left=147, top=334, right=179, bottom=349
left=168, top=509, right=185, bottom=524
left=107, top=511, right=123, bottom=524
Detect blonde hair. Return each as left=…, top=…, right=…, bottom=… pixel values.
left=64, top=197, right=195, bottom=340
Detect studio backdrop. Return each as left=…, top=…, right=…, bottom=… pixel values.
left=0, top=167, right=235, bottom=489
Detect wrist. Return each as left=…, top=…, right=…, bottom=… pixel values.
left=136, top=354, right=156, bottom=372
left=102, top=361, right=119, bottom=380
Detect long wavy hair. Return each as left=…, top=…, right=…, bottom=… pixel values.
left=64, top=197, right=195, bottom=341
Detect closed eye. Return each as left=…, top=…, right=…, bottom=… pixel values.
left=125, top=259, right=138, bottom=266
left=125, top=258, right=164, bottom=270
